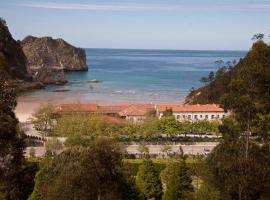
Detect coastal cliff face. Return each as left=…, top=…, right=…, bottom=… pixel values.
left=0, top=18, right=44, bottom=90
left=20, top=35, right=88, bottom=72
left=0, top=18, right=29, bottom=79
left=0, top=17, right=88, bottom=87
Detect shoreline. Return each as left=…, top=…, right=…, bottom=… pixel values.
left=15, top=95, right=184, bottom=122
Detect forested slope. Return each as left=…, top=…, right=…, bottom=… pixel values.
left=185, top=40, right=270, bottom=115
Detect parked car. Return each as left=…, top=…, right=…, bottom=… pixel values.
left=203, top=148, right=210, bottom=155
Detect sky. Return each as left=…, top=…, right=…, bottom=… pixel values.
left=1, top=0, right=270, bottom=50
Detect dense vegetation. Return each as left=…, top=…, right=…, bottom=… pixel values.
left=185, top=39, right=270, bottom=199
left=202, top=117, right=270, bottom=200
left=29, top=137, right=196, bottom=200
left=185, top=40, right=270, bottom=112
left=29, top=138, right=127, bottom=200
left=31, top=110, right=221, bottom=141
left=0, top=74, right=37, bottom=200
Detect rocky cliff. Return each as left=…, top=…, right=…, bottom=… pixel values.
left=0, top=18, right=29, bottom=79
left=20, top=35, right=88, bottom=72
left=0, top=18, right=44, bottom=90
left=0, top=17, right=89, bottom=88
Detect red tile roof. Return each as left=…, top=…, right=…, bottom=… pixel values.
left=156, top=104, right=224, bottom=112
left=53, top=103, right=98, bottom=113
left=119, top=104, right=154, bottom=116
left=53, top=103, right=224, bottom=116
left=97, top=105, right=130, bottom=114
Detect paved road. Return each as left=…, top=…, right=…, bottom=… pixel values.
left=22, top=123, right=219, bottom=157
left=25, top=142, right=218, bottom=157
left=126, top=143, right=218, bottom=155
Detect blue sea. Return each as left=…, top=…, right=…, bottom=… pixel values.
left=22, top=49, right=246, bottom=103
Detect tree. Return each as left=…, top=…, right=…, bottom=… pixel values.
left=221, top=79, right=257, bottom=159
left=162, top=108, right=173, bottom=117
left=252, top=33, right=264, bottom=41
left=158, top=116, right=179, bottom=136
left=186, top=40, right=270, bottom=108
left=215, top=66, right=228, bottom=78
left=64, top=135, right=92, bottom=147
left=140, top=118, right=160, bottom=138
left=137, top=143, right=149, bottom=158
left=0, top=74, right=28, bottom=200
left=145, top=108, right=157, bottom=118
left=161, top=145, right=172, bottom=158
left=29, top=138, right=126, bottom=200
left=199, top=76, right=209, bottom=85
left=199, top=71, right=215, bottom=86
left=178, top=120, right=192, bottom=134
left=207, top=71, right=215, bottom=83
left=206, top=117, right=270, bottom=200
left=45, top=137, right=63, bottom=155
left=161, top=161, right=193, bottom=200
left=0, top=17, right=7, bottom=27
left=30, top=105, right=54, bottom=136
left=219, top=117, right=241, bottom=141
left=136, top=159, right=163, bottom=200
left=192, top=120, right=220, bottom=135
left=221, top=79, right=257, bottom=131
left=196, top=182, right=220, bottom=200
left=214, top=60, right=224, bottom=67
left=255, top=114, right=270, bottom=143
left=53, top=113, right=123, bottom=137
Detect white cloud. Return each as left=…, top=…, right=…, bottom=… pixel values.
left=18, top=1, right=270, bottom=12
left=18, top=2, right=181, bottom=11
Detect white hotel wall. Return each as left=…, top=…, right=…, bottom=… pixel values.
left=159, top=111, right=229, bottom=122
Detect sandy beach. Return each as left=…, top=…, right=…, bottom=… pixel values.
left=15, top=95, right=168, bottom=122
left=15, top=95, right=70, bottom=122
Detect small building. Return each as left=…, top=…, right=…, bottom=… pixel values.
left=53, top=103, right=229, bottom=123
left=119, top=104, right=154, bottom=123
left=97, top=104, right=130, bottom=117
left=156, top=104, right=229, bottom=122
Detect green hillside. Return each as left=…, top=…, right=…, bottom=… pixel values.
left=185, top=40, right=270, bottom=114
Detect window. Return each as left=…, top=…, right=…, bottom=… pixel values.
left=176, top=115, right=180, bottom=119
left=217, top=115, right=219, bottom=118
left=183, top=115, right=186, bottom=119
left=211, top=115, right=215, bottom=119
left=188, top=115, right=191, bottom=119
left=194, top=115, right=198, bottom=120
left=223, top=115, right=225, bottom=118
left=200, top=115, right=203, bottom=118
left=205, top=115, right=208, bottom=119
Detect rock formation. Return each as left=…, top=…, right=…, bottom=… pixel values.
left=20, top=35, right=88, bottom=72
left=0, top=18, right=88, bottom=88
left=0, top=18, right=29, bottom=79
left=0, top=18, right=44, bottom=90
left=34, top=67, right=67, bottom=85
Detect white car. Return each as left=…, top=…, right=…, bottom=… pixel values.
left=203, top=148, right=210, bottom=155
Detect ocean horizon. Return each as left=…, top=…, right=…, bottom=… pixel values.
left=20, top=48, right=247, bottom=103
